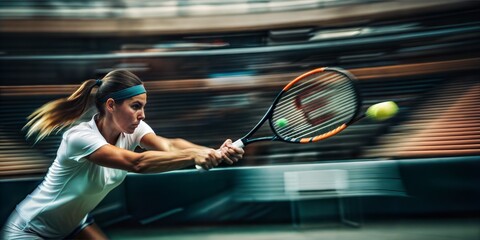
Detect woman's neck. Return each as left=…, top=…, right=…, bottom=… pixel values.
left=96, top=115, right=121, bottom=145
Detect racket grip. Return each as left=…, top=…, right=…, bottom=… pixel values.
left=232, top=139, right=245, bottom=148
left=195, top=165, right=207, bottom=171
left=195, top=139, right=244, bottom=171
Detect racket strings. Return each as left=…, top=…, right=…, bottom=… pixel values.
left=277, top=91, right=356, bottom=138
left=275, top=97, right=354, bottom=139
left=295, top=97, right=356, bottom=137
left=272, top=71, right=358, bottom=139
left=281, top=72, right=341, bottom=100
left=275, top=88, right=355, bottom=135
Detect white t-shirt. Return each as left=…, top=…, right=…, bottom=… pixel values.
left=15, top=115, right=154, bottom=238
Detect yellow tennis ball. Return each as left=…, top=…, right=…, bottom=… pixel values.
left=366, top=101, right=398, bottom=121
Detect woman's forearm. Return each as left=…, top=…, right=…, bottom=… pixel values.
left=134, top=149, right=195, bottom=173
left=169, top=138, right=210, bottom=151
left=140, top=134, right=210, bottom=152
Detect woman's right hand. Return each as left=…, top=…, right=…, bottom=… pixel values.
left=190, top=148, right=223, bottom=170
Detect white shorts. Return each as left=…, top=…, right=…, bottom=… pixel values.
left=1, top=210, right=94, bottom=240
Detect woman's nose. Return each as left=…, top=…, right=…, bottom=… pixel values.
left=138, top=109, right=145, bottom=120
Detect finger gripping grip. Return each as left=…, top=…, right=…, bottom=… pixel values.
left=195, top=139, right=244, bottom=171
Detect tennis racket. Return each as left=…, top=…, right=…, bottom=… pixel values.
left=196, top=67, right=378, bottom=170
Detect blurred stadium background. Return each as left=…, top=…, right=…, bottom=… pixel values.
left=0, top=0, right=479, bottom=239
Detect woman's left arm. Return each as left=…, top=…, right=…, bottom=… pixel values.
left=140, top=133, right=207, bottom=152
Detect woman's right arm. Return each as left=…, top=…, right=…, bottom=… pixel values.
left=86, top=144, right=222, bottom=173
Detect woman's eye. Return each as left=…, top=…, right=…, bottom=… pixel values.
left=132, top=104, right=141, bottom=110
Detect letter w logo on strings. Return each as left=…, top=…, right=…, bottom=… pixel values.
left=295, top=82, right=334, bottom=126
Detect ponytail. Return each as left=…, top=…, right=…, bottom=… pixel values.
left=25, top=79, right=99, bottom=142
left=24, top=69, right=144, bottom=142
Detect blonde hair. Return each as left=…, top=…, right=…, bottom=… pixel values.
left=24, top=69, right=143, bottom=142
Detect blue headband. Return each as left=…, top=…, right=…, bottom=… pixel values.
left=100, top=84, right=146, bottom=102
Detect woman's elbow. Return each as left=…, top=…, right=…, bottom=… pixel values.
left=128, top=156, right=148, bottom=174
left=129, top=165, right=145, bottom=174
left=128, top=152, right=164, bottom=174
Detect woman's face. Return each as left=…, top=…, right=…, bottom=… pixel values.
left=112, top=93, right=147, bottom=134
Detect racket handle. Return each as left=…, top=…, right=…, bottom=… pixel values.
left=195, top=139, right=244, bottom=171
left=232, top=139, right=245, bottom=148
left=195, top=165, right=208, bottom=171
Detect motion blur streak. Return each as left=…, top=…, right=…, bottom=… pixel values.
left=0, top=1, right=479, bottom=237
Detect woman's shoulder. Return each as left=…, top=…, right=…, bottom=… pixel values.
left=63, top=121, right=97, bottom=138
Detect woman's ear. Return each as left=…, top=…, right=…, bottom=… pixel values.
left=106, top=99, right=115, bottom=112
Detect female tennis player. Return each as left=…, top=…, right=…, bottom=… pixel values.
left=1, top=69, right=244, bottom=239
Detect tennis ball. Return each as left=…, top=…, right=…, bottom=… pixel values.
left=275, top=118, right=288, bottom=128
left=366, top=101, right=398, bottom=121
